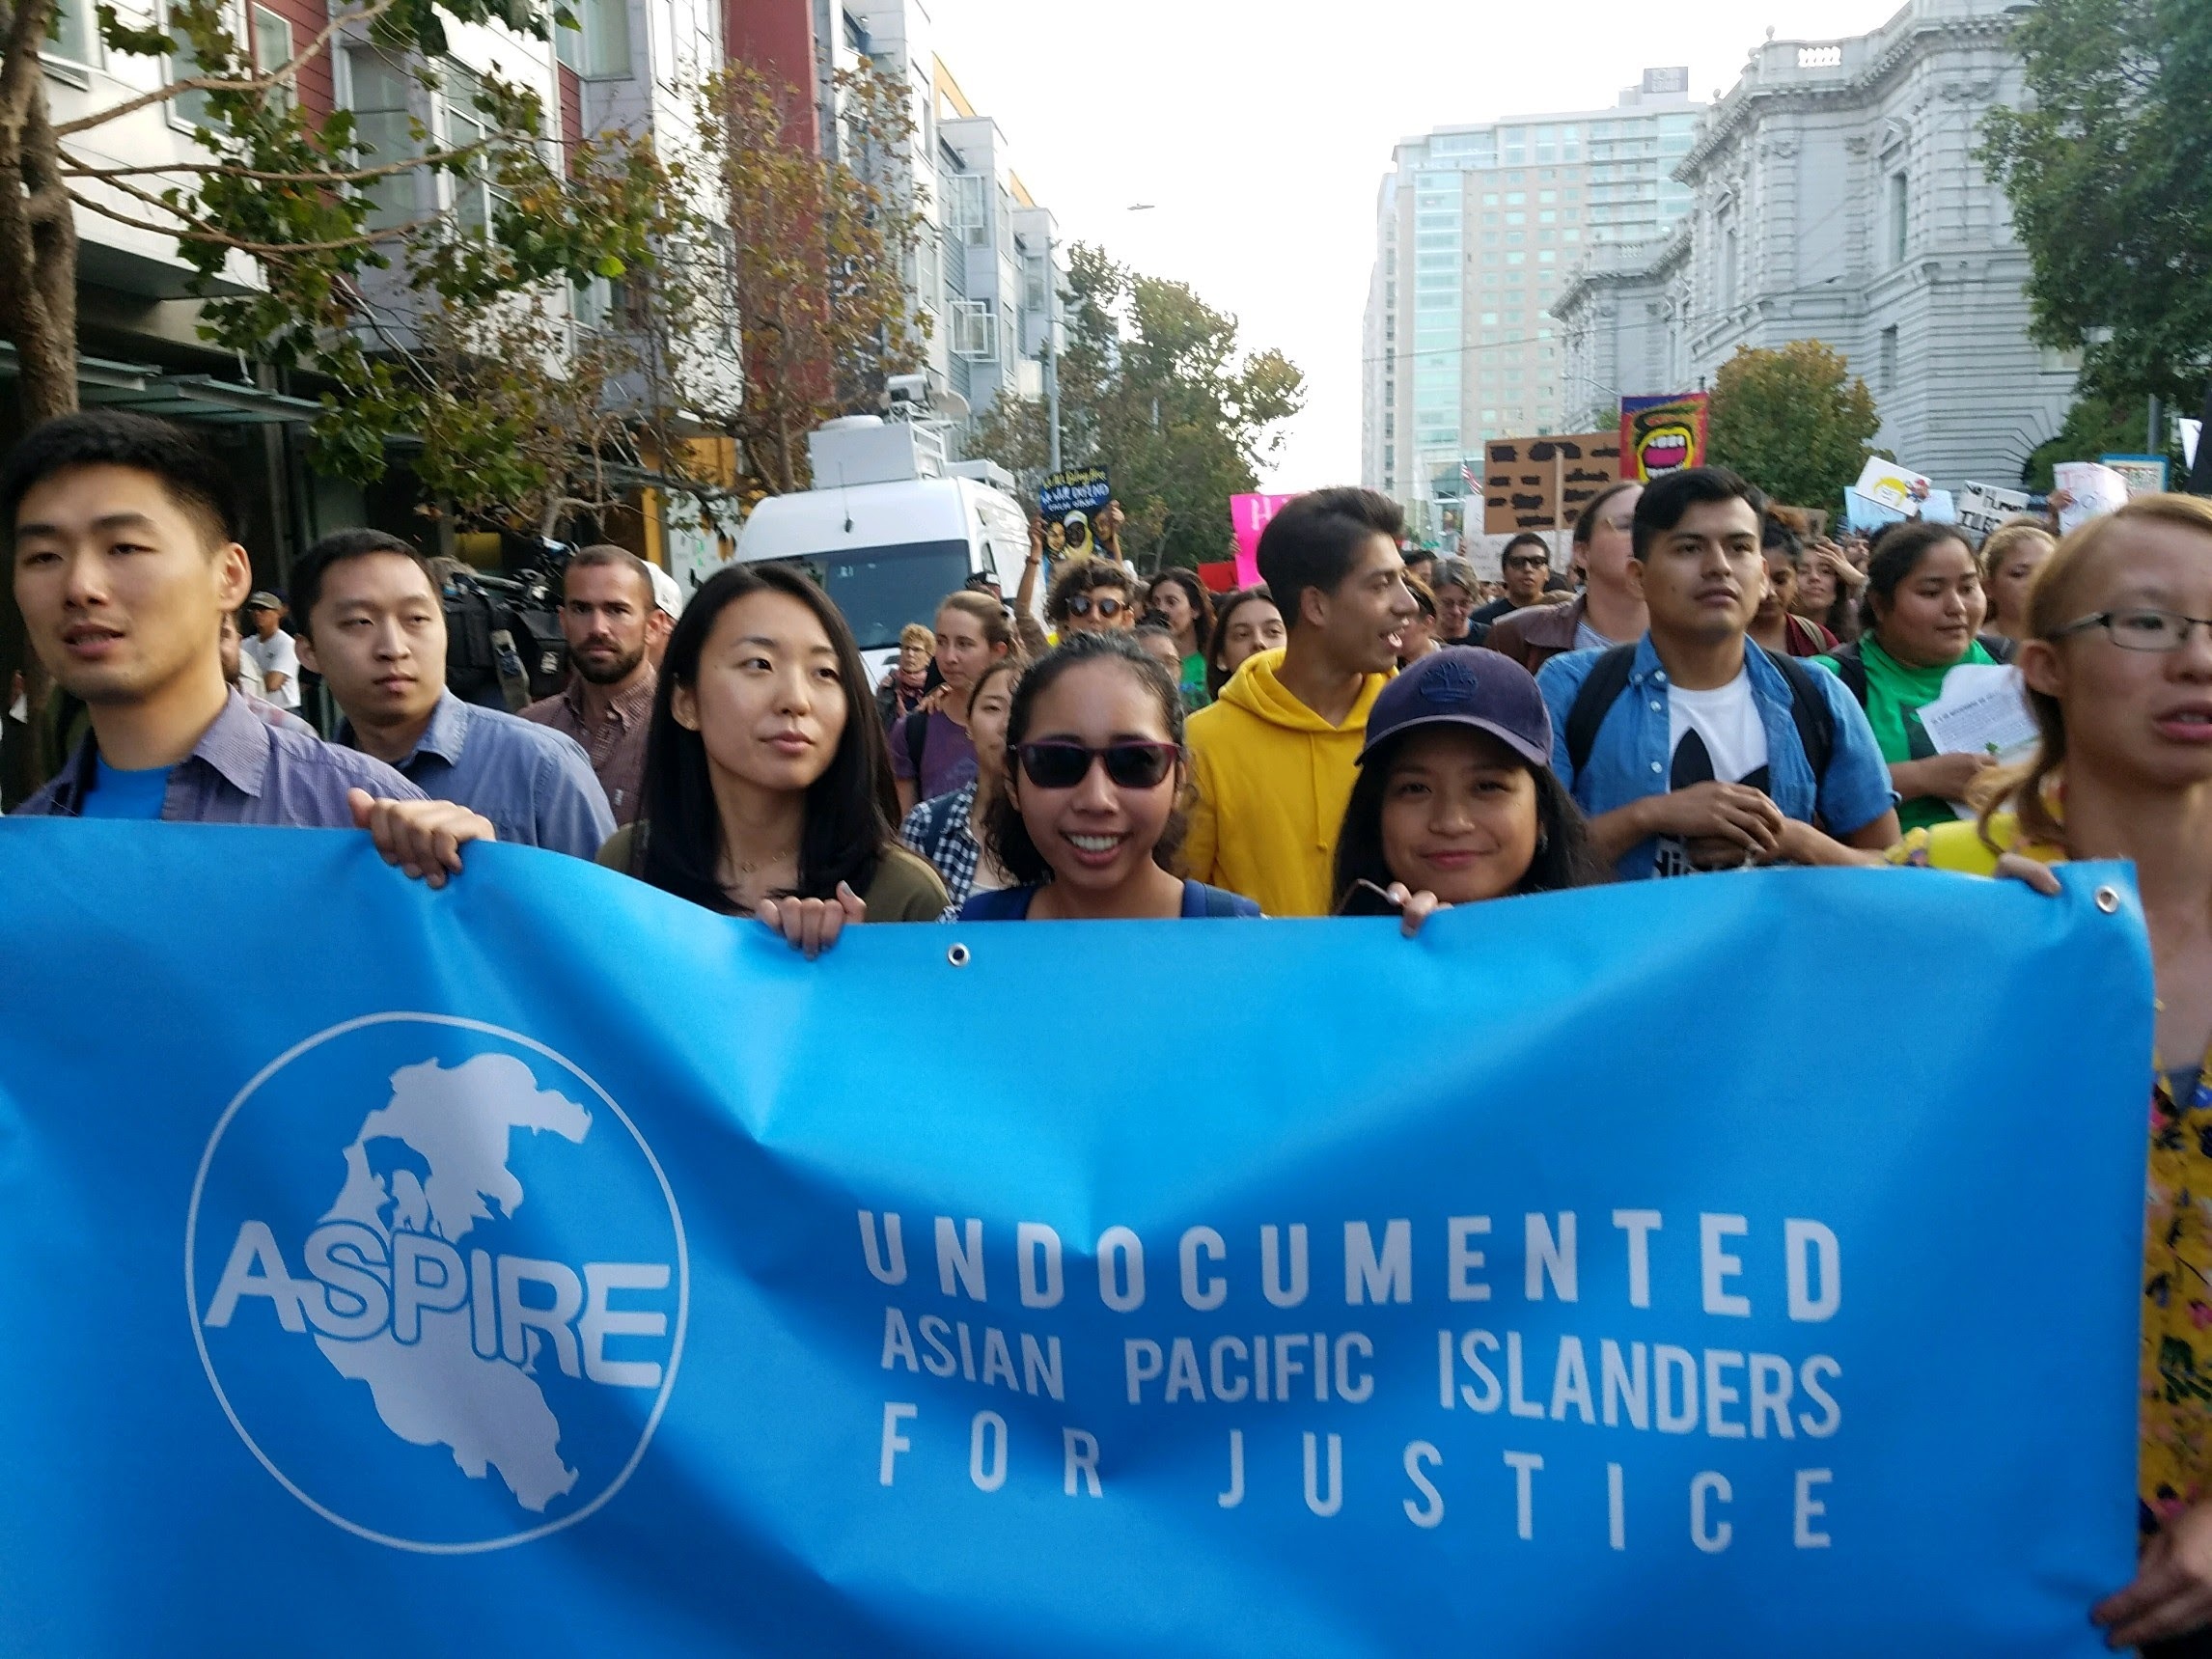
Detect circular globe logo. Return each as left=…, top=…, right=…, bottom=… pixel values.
left=185, top=1013, right=689, bottom=1554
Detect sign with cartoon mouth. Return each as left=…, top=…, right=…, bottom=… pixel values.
left=1619, top=394, right=1711, bottom=484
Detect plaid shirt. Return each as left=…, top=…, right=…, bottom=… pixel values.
left=900, top=779, right=983, bottom=909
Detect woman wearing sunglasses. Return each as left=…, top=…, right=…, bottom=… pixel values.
left=1333, top=647, right=1598, bottom=934
left=1045, top=560, right=1137, bottom=640
left=1882, top=496, right=2212, bottom=1653
left=956, top=632, right=1261, bottom=920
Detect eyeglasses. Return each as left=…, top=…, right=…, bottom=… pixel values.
left=1065, top=595, right=1128, bottom=620
left=1504, top=555, right=1550, bottom=570
left=2056, top=610, right=2212, bottom=652
left=1016, top=740, right=1179, bottom=790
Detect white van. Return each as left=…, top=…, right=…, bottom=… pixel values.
left=733, top=416, right=1035, bottom=681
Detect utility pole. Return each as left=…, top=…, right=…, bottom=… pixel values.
left=1045, top=235, right=1064, bottom=473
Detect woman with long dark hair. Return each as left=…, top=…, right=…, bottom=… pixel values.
left=598, top=563, right=947, bottom=951
left=1333, top=648, right=1599, bottom=932
left=1203, top=585, right=1286, bottom=702
left=1145, top=566, right=1216, bottom=709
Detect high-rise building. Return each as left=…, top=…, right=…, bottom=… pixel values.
left=1362, top=69, right=1704, bottom=536
left=1552, top=0, right=2076, bottom=489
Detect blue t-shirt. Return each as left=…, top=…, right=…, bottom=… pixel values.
left=956, top=879, right=1261, bottom=921
left=80, top=758, right=171, bottom=819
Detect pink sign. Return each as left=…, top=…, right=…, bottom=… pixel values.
left=1230, top=492, right=1299, bottom=588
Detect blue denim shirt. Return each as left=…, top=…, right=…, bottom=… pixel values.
left=13, top=690, right=422, bottom=824
left=1535, top=635, right=1895, bottom=881
left=349, top=690, right=612, bottom=858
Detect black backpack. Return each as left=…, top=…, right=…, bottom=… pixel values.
left=1564, top=643, right=1836, bottom=788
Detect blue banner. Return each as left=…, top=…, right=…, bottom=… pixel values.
left=0, top=823, right=2153, bottom=1655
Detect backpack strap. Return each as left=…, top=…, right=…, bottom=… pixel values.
left=902, top=708, right=930, bottom=778
left=1563, top=644, right=1640, bottom=778
left=1827, top=639, right=1869, bottom=706
left=1977, top=632, right=2018, bottom=665
left=1763, top=648, right=1837, bottom=789
left=1198, top=883, right=1250, bottom=918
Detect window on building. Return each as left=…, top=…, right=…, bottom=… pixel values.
left=443, top=65, right=501, bottom=237
left=168, top=0, right=210, bottom=129
left=1723, top=224, right=1739, bottom=309
left=556, top=0, right=632, bottom=77
left=1879, top=325, right=1898, bottom=393
left=951, top=298, right=997, bottom=361
left=947, top=173, right=990, bottom=245
left=1889, top=170, right=1909, bottom=264
left=252, top=6, right=292, bottom=108
left=348, top=48, right=417, bottom=232
left=46, top=0, right=92, bottom=61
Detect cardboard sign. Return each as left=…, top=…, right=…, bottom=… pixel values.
left=1955, top=483, right=2032, bottom=542
left=1853, top=458, right=1935, bottom=513
left=1481, top=431, right=1622, bottom=534
left=2101, top=455, right=2171, bottom=498
left=1039, top=467, right=1112, bottom=560
left=1618, top=393, right=1708, bottom=483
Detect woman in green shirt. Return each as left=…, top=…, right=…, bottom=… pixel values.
left=1813, top=521, right=2001, bottom=834
left=1144, top=567, right=1215, bottom=710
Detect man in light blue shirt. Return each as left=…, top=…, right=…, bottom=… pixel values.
left=292, top=530, right=615, bottom=859
left=1535, top=467, right=1898, bottom=880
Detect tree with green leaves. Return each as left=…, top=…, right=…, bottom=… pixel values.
left=969, top=241, right=1303, bottom=570
left=705, top=61, right=926, bottom=501
left=1979, top=0, right=2212, bottom=411
left=1705, top=340, right=1881, bottom=511
left=0, top=0, right=677, bottom=495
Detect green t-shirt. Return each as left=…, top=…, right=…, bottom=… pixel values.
left=1814, top=635, right=1997, bottom=834
left=1180, top=651, right=1211, bottom=712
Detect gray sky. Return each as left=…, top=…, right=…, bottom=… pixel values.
left=925, top=0, right=1906, bottom=490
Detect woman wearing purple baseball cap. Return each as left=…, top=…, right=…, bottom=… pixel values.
left=1331, top=647, right=1600, bottom=933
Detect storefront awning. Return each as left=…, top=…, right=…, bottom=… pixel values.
left=0, top=343, right=323, bottom=426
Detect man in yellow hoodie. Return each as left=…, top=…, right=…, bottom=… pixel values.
left=1184, top=488, right=1419, bottom=916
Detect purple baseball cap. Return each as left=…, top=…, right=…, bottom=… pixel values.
left=1357, top=646, right=1554, bottom=769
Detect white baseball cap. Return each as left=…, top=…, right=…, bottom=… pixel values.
left=649, top=564, right=683, bottom=619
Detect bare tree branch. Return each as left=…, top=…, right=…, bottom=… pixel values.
left=59, top=142, right=479, bottom=186
left=67, top=181, right=436, bottom=254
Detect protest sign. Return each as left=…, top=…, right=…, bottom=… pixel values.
left=1481, top=431, right=1622, bottom=535
left=1842, top=487, right=1910, bottom=538
left=2100, top=455, right=2171, bottom=499
left=2055, top=462, right=2131, bottom=534
left=1955, top=483, right=2032, bottom=541
left=1231, top=491, right=1298, bottom=587
left=1618, top=394, right=1708, bottom=483
left=0, top=823, right=2150, bottom=1655
left=1039, top=467, right=1112, bottom=561
left=1853, top=458, right=1934, bottom=513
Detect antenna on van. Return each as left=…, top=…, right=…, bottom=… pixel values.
left=839, top=464, right=853, bottom=535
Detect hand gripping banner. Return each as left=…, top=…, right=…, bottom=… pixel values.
left=0, top=823, right=2152, bottom=1655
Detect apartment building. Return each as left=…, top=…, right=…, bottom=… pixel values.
left=1361, top=70, right=1704, bottom=532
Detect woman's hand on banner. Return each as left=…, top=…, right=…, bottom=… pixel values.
left=1993, top=852, right=2062, bottom=897
left=347, top=789, right=495, bottom=889
left=2093, top=1501, right=2212, bottom=1648
left=759, top=883, right=867, bottom=958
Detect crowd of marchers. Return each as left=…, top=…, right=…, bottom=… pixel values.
left=7, top=408, right=2212, bottom=1649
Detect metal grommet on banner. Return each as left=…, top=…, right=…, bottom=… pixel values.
left=2094, top=885, right=2121, bottom=915
left=947, top=942, right=972, bottom=968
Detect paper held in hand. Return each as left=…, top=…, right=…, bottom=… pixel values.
left=1917, top=663, right=2040, bottom=818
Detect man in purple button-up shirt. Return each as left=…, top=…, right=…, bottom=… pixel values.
left=4, top=412, right=492, bottom=884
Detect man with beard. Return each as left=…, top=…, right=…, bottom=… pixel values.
left=522, top=544, right=659, bottom=825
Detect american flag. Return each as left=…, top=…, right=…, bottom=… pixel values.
left=1460, top=458, right=1479, bottom=493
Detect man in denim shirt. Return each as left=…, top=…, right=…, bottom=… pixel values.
left=292, top=531, right=614, bottom=859
left=1535, top=467, right=1898, bottom=880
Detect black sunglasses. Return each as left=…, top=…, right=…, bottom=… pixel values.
left=1065, top=595, right=1128, bottom=620
left=1016, top=740, right=1179, bottom=790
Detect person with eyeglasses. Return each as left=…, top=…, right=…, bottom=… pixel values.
left=1485, top=483, right=1647, bottom=674
left=1429, top=557, right=1481, bottom=647
left=1466, top=533, right=1555, bottom=643
left=1045, top=559, right=1136, bottom=640
left=1881, top=495, right=2212, bottom=1655
left=954, top=631, right=1260, bottom=921
left=1813, top=520, right=2007, bottom=834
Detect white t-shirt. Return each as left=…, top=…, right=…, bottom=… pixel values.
left=1652, top=669, right=1769, bottom=878
left=240, top=628, right=300, bottom=708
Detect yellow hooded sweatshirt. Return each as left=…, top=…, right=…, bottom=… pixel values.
left=1182, top=647, right=1390, bottom=918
